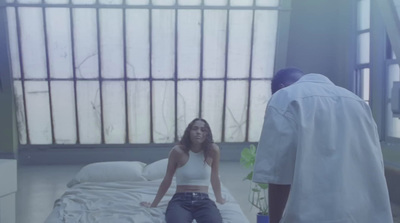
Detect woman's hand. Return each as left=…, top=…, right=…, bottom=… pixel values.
left=216, top=198, right=226, bottom=204
left=140, top=201, right=152, bottom=207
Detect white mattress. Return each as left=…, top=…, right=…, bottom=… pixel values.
left=45, top=179, right=249, bottom=223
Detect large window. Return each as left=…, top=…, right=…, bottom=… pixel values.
left=6, top=0, right=282, bottom=145
left=367, top=0, right=400, bottom=141
left=386, top=46, right=400, bottom=139
left=355, top=0, right=371, bottom=103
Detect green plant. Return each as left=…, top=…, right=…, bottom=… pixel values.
left=240, top=144, right=269, bottom=216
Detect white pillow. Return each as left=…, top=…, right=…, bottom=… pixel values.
left=67, top=161, right=147, bottom=187
left=142, top=158, right=168, bottom=181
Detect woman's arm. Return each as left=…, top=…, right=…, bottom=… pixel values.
left=149, top=147, right=179, bottom=207
left=210, top=144, right=225, bottom=204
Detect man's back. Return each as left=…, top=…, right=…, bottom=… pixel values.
left=254, top=73, right=393, bottom=223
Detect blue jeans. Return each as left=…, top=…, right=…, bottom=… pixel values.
left=165, top=192, right=223, bottom=223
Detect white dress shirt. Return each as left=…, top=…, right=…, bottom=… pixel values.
left=253, top=73, right=393, bottom=223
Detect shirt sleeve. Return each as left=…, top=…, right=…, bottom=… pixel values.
left=252, top=105, right=297, bottom=185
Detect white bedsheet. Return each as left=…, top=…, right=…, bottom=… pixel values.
left=46, top=179, right=249, bottom=223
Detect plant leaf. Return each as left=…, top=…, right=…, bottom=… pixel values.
left=242, top=171, right=253, bottom=181
left=240, top=144, right=257, bottom=169
left=251, top=188, right=260, bottom=192
left=241, top=144, right=269, bottom=216
left=258, top=183, right=268, bottom=190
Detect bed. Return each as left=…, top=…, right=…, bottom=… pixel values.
left=44, top=159, right=250, bottom=223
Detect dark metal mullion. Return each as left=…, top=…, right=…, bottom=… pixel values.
left=42, top=1, right=56, bottom=144
left=149, top=5, right=154, bottom=143
left=69, top=0, right=80, bottom=144
left=96, top=0, right=105, bottom=144
left=356, top=29, right=370, bottom=35
left=5, top=3, right=281, bottom=10
left=221, top=0, right=231, bottom=142
left=244, top=4, right=256, bottom=142
left=17, top=77, right=273, bottom=81
left=174, top=6, right=178, bottom=142
left=199, top=0, right=204, bottom=118
left=386, top=59, right=397, bottom=66
left=123, top=0, right=129, bottom=144
left=355, top=69, right=361, bottom=96
left=386, top=35, right=394, bottom=60
left=15, top=6, right=30, bottom=144
left=356, top=63, right=370, bottom=69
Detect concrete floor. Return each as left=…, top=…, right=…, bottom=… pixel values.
left=17, top=161, right=399, bottom=223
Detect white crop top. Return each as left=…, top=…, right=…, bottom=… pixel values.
left=175, top=150, right=211, bottom=186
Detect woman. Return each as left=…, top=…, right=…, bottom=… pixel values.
left=141, top=118, right=225, bottom=223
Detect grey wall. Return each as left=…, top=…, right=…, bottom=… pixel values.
left=0, top=1, right=18, bottom=157
left=18, top=142, right=252, bottom=165
left=285, top=0, right=356, bottom=89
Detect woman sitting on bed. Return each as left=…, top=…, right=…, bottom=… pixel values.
left=140, top=118, right=225, bottom=223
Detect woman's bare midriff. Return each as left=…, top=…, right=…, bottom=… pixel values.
left=176, top=185, right=208, bottom=193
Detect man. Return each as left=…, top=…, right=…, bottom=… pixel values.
left=253, top=68, right=393, bottom=223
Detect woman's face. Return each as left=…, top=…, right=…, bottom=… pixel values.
left=189, top=120, right=208, bottom=145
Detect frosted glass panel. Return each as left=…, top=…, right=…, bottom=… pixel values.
left=73, top=8, right=99, bottom=79
left=227, top=10, right=252, bottom=78
left=357, top=0, right=370, bottom=30
left=25, top=81, right=52, bottom=144
left=99, top=0, right=123, bottom=4
left=6, top=0, right=15, bottom=3
left=7, top=1, right=283, bottom=146
left=361, top=69, right=370, bottom=101
left=45, top=0, right=69, bottom=3
left=203, top=10, right=227, bottom=79
left=395, top=0, right=400, bottom=24
left=127, top=81, right=151, bottom=143
left=46, top=8, right=73, bottom=79
left=257, top=0, right=279, bottom=7
left=178, top=0, right=201, bottom=5
left=202, top=81, right=224, bottom=142
left=126, top=9, right=150, bottom=79
left=19, top=7, right=47, bottom=79
left=77, top=81, right=101, bottom=144
left=126, top=0, right=149, bottom=4
left=18, top=0, right=40, bottom=3
left=13, top=81, right=27, bottom=144
left=204, top=0, right=227, bottom=6
left=178, top=10, right=201, bottom=79
left=152, top=10, right=175, bottom=79
left=51, top=81, right=77, bottom=144
left=225, top=81, right=248, bottom=142
left=153, top=0, right=175, bottom=6
left=231, top=0, right=253, bottom=6
left=357, top=32, right=370, bottom=64
left=103, top=81, right=126, bottom=143
left=72, top=0, right=96, bottom=4
left=387, top=64, right=400, bottom=138
left=152, top=81, right=175, bottom=143
left=248, top=80, right=270, bottom=141
left=7, top=7, right=21, bottom=79
left=100, top=9, right=124, bottom=79
left=177, top=81, right=199, bottom=139
left=252, top=10, right=277, bottom=78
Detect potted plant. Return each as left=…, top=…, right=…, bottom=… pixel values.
left=240, top=144, right=269, bottom=223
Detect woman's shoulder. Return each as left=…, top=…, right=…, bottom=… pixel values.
left=170, top=145, right=186, bottom=156
left=209, top=143, right=220, bottom=154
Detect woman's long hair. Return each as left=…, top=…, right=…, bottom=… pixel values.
left=179, top=118, right=214, bottom=162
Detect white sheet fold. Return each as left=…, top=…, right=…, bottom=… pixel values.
left=47, top=179, right=249, bottom=223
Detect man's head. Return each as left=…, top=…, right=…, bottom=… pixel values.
left=271, top=67, right=304, bottom=94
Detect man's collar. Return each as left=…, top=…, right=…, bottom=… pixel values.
left=296, top=73, right=334, bottom=85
